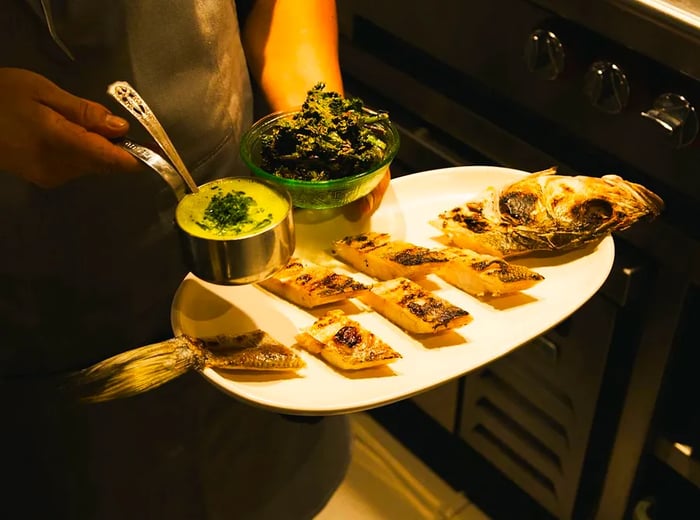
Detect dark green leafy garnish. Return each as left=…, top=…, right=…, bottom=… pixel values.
left=259, top=83, right=391, bottom=181
left=198, top=190, right=272, bottom=235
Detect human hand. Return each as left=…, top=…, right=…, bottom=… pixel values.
left=343, top=169, right=391, bottom=221
left=0, top=67, right=141, bottom=188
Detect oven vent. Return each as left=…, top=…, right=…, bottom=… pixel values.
left=460, top=295, right=619, bottom=519
left=462, top=375, right=571, bottom=514
left=475, top=395, right=563, bottom=474
left=471, top=422, right=557, bottom=494
left=462, top=367, right=569, bottom=516
left=480, top=364, right=571, bottom=443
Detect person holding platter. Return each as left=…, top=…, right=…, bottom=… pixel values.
left=0, top=1, right=389, bottom=518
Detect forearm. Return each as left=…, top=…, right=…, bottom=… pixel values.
left=242, top=0, right=343, bottom=112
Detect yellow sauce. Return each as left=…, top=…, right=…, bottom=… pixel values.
left=175, top=177, right=289, bottom=240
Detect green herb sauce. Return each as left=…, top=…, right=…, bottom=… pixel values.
left=176, top=178, right=289, bottom=240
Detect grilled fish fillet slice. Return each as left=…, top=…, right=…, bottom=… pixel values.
left=295, top=309, right=402, bottom=370
left=258, top=257, right=370, bottom=308
left=332, top=231, right=543, bottom=297
left=438, top=247, right=544, bottom=296
left=361, top=277, right=471, bottom=334
left=201, top=330, right=306, bottom=371
left=331, top=232, right=449, bottom=280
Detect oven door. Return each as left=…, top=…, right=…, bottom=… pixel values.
left=337, top=4, right=698, bottom=519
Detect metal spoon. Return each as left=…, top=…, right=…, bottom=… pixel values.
left=107, top=81, right=199, bottom=193
left=118, top=139, right=186, bottom=200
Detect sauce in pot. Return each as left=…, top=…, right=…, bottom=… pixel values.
left=176, top=177, right=289, bottom=240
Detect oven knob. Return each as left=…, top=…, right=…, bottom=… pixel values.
left=641, top=93, right=698, bottom=148
left=525, top=29, right=565, bottom=80
left=583, top=61, right=630, bottom=114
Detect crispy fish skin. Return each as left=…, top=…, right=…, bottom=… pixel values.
left=432, top=167, right=664, bottom=257
left=361, top=277, right=471, bottom=334
left=333, top=231, right=543, bottom=297
left=258, top=257, right=370, bottom=308
left=332, top=231, right=449, bottom=280
left=439, top=247, right=544, bottom=296
left=201, top=330, right=306, bottom=371
left=296, top=309, right=402, bottom=370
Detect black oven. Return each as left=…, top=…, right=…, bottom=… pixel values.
left=337, top=1, right=700, bottom=518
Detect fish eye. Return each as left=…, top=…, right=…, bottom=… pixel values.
left=499, top=192, right=538, bottom=223
left=574, top=199, right=613, bottom=227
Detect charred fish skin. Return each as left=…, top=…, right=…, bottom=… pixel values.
left=431, top=206, right=520, bottom=258
left=259, top=257, right=369, bottom=308
left=313, top=273, right=368, bottom=296
left=502, top=172, right=664, bottom=253
left=439, top=247, right=544, bottom=296
left=336, top=231, right=391, bottom=250
left=296, top=309, right=402, bottom=370
left=334, top=231, right=543, bottom=297
left=332, top=231, right=449, bottom=280
left=433, top=167, right=664, bottom=257
left=362, top=277, right=471, bottom=334
left=389, top=246, right=448, bottom=268
left=201, top=330, right=306, bottom=371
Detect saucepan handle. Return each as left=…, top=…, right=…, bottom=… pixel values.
left=118, top=139, right=187, bottom=201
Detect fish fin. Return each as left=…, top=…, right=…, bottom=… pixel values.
left=531, top=166, right=558, bottom=177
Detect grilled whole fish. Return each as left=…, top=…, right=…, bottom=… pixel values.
left=258, top=257, right=370, bottom=308
left=431, top=167, right=664, bottom=257
left=331, top=232, right=448, bottom=280
left=361, top=277, right=472, bottom=334
left=296, top=309, right=402, bottom=370
left=70, top=330, right=305, bottom=402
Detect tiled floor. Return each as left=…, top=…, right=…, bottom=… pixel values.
left=315, top=413, right=490, bottom=520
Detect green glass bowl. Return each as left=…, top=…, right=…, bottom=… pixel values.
left=240, top=109, right=400, bottom=209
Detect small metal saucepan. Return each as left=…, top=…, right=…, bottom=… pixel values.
left=108, top=81, right=294, bottom=285
left=120, top=139, right=295, bottom=285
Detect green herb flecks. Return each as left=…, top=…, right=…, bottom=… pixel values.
left=259, top=82, right=391, bottom=181
left=198, top=189, right=273, bottom=236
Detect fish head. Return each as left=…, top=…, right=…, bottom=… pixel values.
left=501, top=173, right=664, bottom=234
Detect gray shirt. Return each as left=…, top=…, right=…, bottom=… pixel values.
left=0, top=2, right=349, bottom=518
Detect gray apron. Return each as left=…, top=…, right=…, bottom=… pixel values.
left=0, top=2, right=350, bottom=518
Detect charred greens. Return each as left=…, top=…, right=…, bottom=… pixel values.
left=259, top=83, right=391, bottom=181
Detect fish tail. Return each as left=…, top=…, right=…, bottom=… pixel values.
left=66, top=336, right=206, bottom=403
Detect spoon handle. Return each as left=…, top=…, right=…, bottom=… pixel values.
left=107, top=81, right=199, bottom=193
left=119, top=139, right=186, bottom=201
